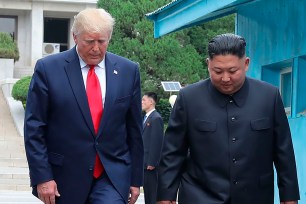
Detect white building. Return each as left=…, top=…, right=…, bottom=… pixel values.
left=0, top=0, right=97, bottom=78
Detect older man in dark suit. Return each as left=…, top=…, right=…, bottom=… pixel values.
left=157, top=34, right=299, bottom=204
left=24, top=8, right=143, bottom=204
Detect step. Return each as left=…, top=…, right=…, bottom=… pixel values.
left=0, top=158, right=28, bottom=168
left=0, top=142, right=25, bottom=151
left=0, top=177, right=30, bottom=185
left=0, top=166, right=31, bottom=191
left=0, top=183, right=32, bottom=191
left=0, top=152, right=27, bottom=159
left=0, top=191, right=42, bottom=203
left=0, top=167, right=29, bottom=175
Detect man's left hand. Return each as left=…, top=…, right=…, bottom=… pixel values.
left=128, top=186, right=140, bottom=204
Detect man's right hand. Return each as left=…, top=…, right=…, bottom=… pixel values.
left=37, top=180, right=60, bottom=204
left=157, top=201, right=176, bottom=204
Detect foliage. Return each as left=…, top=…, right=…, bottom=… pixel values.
left=97, top=1, right=234, bottom=90
left=156, top=98, right=172, bottom=124
left=98, top=0, right=235, bottom=121
left=97, top=0, right=235, bottom=120
left=0, top=32, right=19, bottom=61
left=12, top=76, right=31, bottom=108
left=98, top=0, right=205, bottom=99
left=186, top=14, right=235, bottom=61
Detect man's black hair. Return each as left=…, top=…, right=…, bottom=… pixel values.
left=208, top=33, right=246, bottom=59
left=144, top=92, right=158, bottom=103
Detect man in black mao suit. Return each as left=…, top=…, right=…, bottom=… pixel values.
left=24, top=8, right=143, bottom=204
left=157, top=34, right=299, bottom=204
left=142, top=92, right=164, bottom=204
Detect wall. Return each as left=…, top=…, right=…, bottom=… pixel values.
left=237, top=0, right=306, bottom=78
left=236, top=0, right=306, bottom=202
left=0, top=59, right=14, bottom=80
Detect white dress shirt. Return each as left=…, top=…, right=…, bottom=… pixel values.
left=76, top=48, right=106, bottom=106
left=144, top=109, right=156, bottom=124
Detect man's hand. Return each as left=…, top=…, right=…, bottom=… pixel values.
left=128, top=186, right=140, bottom=204
left=280, top=201, right=297, bottom=204
left=146, top=165, right=155, bottom=170
left=37, top=180, right=60, bottom=204
left=157, top=201, right=176, bottom=204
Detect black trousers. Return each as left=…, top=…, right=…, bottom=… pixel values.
left=143, top=169, right=158, bottom=204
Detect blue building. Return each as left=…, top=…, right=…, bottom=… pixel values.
left=147, top=0, right=306, bottom=203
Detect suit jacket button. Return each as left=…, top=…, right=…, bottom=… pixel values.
left=234, top=180, right=239, bottom=185
left=89, top=165, right=93, bottom=171
left=232, top=137, right=237, bottom=142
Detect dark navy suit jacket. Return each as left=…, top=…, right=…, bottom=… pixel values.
left=24, top=47, right=144, bottom=203
left=142, top=110, right=164, bottom=168
left=157, top=78, right=299, bottom=204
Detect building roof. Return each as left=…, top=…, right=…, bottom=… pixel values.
left=146, top=0, right=182, bottom=17
left=146, top=0, right=257, bottom=38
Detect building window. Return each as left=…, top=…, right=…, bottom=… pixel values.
left=261, top=59, right=293, bottom=117
left=262, top=57, right=306, bottom=118
left=296, top=56, right=306, bottom=117
left=0, top=16, right=17, bottom=40
left=280, top=67, right=292, bottom=115
left=44, top=18, right=69, bottom=52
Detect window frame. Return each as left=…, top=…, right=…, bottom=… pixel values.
left=279, top=67, right=292, bottom=115
left=0, top=15, right=18, bottom=40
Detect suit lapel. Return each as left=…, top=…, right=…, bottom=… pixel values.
left=64, top=48, right=95, bottom=137
left=97, top=53, right=119, bottom=137
left=143, top=117, right=149, bottom=131
left=142, top=115, right=148, bottom=131
left=143, top=111, right=155, bottom=131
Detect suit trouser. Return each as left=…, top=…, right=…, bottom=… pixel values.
left=86, top=173, right=125, bottom=204
left=143, top=169, right=158, bottom=204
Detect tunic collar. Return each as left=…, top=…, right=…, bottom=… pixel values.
left=208, top=77, right=249, bottom=107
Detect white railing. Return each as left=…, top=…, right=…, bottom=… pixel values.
left=0, top=78, right=19, bottom=98
left=0, top=78, right=25, bottom=137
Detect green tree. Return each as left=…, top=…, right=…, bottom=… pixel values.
left=98, top=0, right=205, bottom=98
left=11, top=76, right=31, bottom=108
left=187, top=14, right=235, bottom=60
left=97, top=1, right=235, bottom=121
left=184, top=14, right=235, bottom=77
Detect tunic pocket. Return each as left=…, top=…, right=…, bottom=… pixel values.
left=250, top=117, right=271, bottom=130
left=194, top=119, right=217, bottom=132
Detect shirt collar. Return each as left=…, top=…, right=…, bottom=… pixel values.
left=146, top=109, right=156, bottom=117
left=208, top=77, right=249, bottom=107
left=76, top=45, right=106, bottom=69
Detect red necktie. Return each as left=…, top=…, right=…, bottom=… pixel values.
left=86, top=65, right=104, bottom=178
